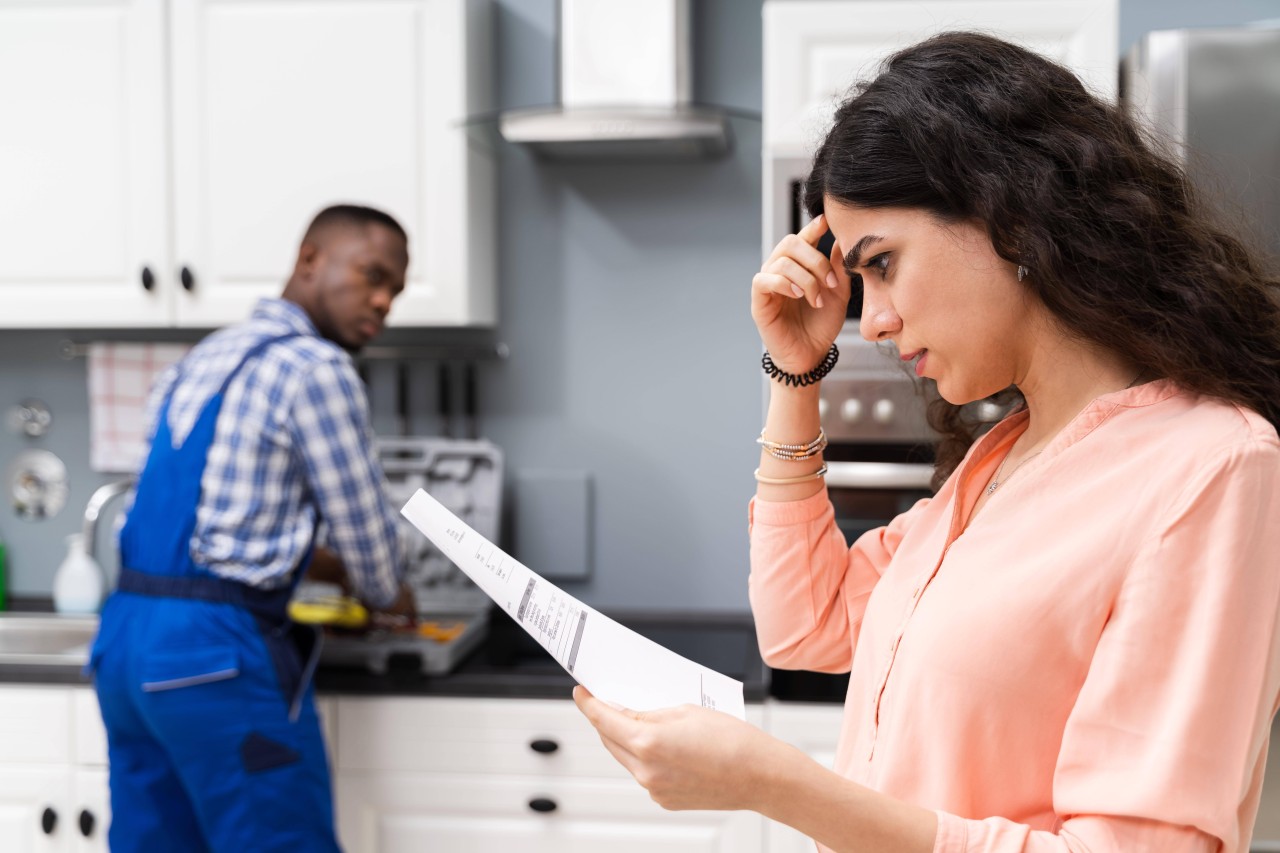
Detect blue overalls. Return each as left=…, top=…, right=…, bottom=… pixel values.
left=89, top=335, right=342, bottom=852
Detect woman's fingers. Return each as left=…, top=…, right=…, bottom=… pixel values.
left=753, top=255, right=833, bottom=311
left=798, top=211, right=829, bottom=245
left=828, top=238, right=851, bottom=293
left=574, top=686, right=647, bottom=774
left=763, top=233, right=834, bottom=285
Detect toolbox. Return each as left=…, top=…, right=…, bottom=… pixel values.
left=306, top=436, right=502, bottom=675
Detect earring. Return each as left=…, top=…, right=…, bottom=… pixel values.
left=1016, top=264, right=1028, bottom=282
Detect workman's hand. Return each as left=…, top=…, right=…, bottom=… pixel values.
left=751, top=213, right=852, bottom=376
left=369, top=580, right=418, bottom=628
left=305, top=546, right=352, bottom=595
left=573, top=685, right=786, bottom=812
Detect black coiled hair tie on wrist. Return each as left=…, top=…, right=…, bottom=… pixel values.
left=761, top=343, right=839, bottom=387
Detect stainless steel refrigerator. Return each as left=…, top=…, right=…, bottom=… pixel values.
left=1122, top=27, right=1280, bottom=267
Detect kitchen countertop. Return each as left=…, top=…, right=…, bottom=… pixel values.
left=317, top=608, right=772, bottom=702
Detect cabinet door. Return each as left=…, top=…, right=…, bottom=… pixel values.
left=765, top=702, right=844, bottom=853
left=763, top=0, right=1118, bottom=155
left=69, top=770, right=109, bottom=853
left=335, top=772, right=763, bottom=853
left=0, top=766, right=71, bottom=852
left=168, top=0, right=495, bottom=328
left=0, top=0, right=171, bottom=327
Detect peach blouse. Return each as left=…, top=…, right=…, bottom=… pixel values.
left=749, top=381, right=1280, bottom=852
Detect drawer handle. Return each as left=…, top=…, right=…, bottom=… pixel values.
left=529, top=738, right=559, bottom=755
left=79, top=809, right=95, bottom=837
left=528, top=797, right=558, bottom=814
left=180, top=265, right=196, bottom=292
left=140, top=266, right=155, bottom=291
left=41, top=806, right=57, bottom=835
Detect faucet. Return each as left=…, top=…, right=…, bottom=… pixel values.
left=81, top=479, right=134, bottom=574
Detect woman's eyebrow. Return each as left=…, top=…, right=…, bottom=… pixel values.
left=843, top=234, right=885, bottom=272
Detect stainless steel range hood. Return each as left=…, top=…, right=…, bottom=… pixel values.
left=498, top=0, right=730, bottom=161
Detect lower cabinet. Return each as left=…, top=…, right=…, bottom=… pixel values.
left=0, top=685, right=844, bottom=852
left=762, top=702, right=845, bottom=853
left=0, top=686, right=109, bottom=853
left=332, top=695, right=768, bottom=853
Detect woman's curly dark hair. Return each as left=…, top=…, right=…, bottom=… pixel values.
left=803, top=31, right=1280, bottom=486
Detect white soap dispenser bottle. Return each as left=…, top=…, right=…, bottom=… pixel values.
left=53, top=533, right=105, bottom=614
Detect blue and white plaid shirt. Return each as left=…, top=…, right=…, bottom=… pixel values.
left=132, top=298, right=404, bottom=607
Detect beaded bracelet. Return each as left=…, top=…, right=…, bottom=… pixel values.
left=761, top=344, right=839, bottom=387
left=757, top=428, right=827, bottom=461
left=753, top=464, right=829, bottom=485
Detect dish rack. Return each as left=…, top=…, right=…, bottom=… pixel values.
left=317, top=436, right=503, bottom=675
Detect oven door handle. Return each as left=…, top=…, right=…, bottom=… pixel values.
left=825, top=462, right=935, bottom=490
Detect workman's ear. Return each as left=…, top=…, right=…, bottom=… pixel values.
left=293, top=240, right=321, bottom=281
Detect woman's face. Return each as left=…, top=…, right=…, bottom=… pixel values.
left=822, top=199, right=1039, bottom=405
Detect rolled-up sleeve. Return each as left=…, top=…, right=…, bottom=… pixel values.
left=933, top=438, right=1280, bottom=853
left=748, top=491, right=931, bottom=673
left=288, top=358, right=404, bottom=608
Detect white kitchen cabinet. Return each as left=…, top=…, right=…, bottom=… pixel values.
left=762, top=0, right=1119, bottom=157
left=0, top=0, right=171, bottom=328
left=0, top=0, right=495, bottom=329
left=0, top=686, right=109, bottom=852
left=764, top=700, right=843, bottom=853
left=332, top=695, right=767, bottom=853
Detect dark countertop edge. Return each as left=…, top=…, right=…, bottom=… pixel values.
left=1, top=664, right=770, bottom=703
left=0, top=664, right=93, bottom=686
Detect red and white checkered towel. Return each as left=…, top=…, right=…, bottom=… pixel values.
left=87, top=343, right=190, bottom=473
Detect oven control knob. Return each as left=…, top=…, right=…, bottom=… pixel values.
left=872, top=398, right=895, bottom=424
left=840, top=398, right=863, bottom=423
left=818, top=397, right=830, bottom=420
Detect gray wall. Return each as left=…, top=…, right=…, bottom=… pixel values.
left=0, top=0, right=1274, bottom=611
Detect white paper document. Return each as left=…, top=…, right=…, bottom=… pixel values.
left=400, top=489, right=746, bottom=719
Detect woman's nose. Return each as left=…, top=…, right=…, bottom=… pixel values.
left=860, top=296, right=902, bottom=342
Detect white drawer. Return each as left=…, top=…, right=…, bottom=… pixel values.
left=73, top=687, right=109, bottom=766
left=335, top=696, right=628, bottom=778
left=0, top=685, right=72, bottom=764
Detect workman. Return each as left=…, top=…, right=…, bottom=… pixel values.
left=88, top=204, right=414, bottom=851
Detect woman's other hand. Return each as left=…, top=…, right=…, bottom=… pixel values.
left=751, top=213, right=851, bottom=374
left=573, top=684, right=789, bottom=812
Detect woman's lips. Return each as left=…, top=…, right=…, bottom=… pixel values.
left=914, top=351, right=928, bottom=377
left=899, top=348, right=928, bottom=377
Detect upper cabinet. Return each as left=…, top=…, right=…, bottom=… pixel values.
left=763, top=0, right=1119, bottom=157
left=0, top=0, right=496, bottom=329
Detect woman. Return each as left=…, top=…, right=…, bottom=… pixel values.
left=575, top=32, right=1280, bottom=852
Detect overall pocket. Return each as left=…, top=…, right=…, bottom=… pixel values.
left=141, top=646, right=240, bottom=692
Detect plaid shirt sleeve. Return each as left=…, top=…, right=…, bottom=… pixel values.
left=287, top=356, right=404, bottom=608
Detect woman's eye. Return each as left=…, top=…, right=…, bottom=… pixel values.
left=866, top=253, right=891, bottom=277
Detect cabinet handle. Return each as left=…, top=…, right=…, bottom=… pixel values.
left=79, top=809, right=95, bottom=838
left=40, top=806, right=56, bottom=835
left=529, top=738, right=559, bottom=755
left=180, top=265, right=196, bottom=291
left=527, top=797, right=558, bottom=814
left=140, top=266, right=155, bottom=291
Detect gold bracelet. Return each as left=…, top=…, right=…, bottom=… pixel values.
left=757, top=428, right=828, bottom=461
left=753, top=464, right=828, bottom=485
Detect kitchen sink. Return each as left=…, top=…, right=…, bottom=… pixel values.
left=0, top=613, right=98, bottom=666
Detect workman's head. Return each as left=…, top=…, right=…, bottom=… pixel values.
left=284, top=204, right=409, bottom=351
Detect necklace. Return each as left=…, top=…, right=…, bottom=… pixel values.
left=984, top=370, right=1146, bottom=497
left=986, top=450, right=1042, bottom=495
